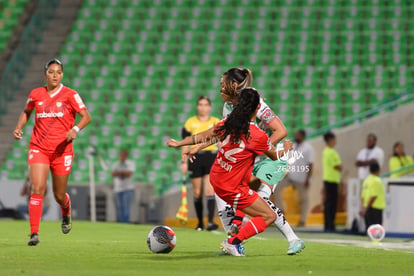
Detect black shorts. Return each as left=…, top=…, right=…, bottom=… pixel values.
left=365, top=207, right=383, bottom=229
left=188, top=151, right=216, bottom=179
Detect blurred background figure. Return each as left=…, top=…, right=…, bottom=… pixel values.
left=359, top=163, right=386, bottom=230
left=275, top=129, right=314, bottom=227
left=322, top=131, right=342, bottom=232
left=112, top=149, right=135, bottom=223
left=181, top=96, right=219, bottom=231
left=16, top=174, right=50, bottom=219
left=388, top=142, right=414, bottom=178
left=355, top=134, right=384, bottom=181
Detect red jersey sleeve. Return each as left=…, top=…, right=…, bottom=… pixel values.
left=213, top=119, right=225, bottom=136
left=68, top=91, right=87, bottom=113
left=25, top=90, right=35, bottom=111
left=252, top=131, right=273, bottom=156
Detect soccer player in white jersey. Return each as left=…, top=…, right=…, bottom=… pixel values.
left=217, top=68, right=305, bottom=255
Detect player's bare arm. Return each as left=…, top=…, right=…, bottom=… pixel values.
left=66, top=109, right=92, bottom=142
left=167, top=126, right=217, bottom=148
left=265, top=116, right=287, bottom=145
left=13, top=107, right=33, bottom=140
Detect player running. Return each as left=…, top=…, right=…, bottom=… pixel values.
left=213, top=68, right=305, bottom=254
left=13, top=59, right=92, bottom=246
left=168, top=87, right=292, bottom=256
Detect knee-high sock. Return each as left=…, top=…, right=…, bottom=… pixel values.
left=29, top=194, right=43, bottom=235
left=194, top=198, right=203, bottom=226
left=206, top=196, right=216, bottom=223
left=60, top=193, right=71, bottom=216
left=257, top=183, right=299, bottom=243
left=215, top=194, right=234, bottom=233
left=229, top=216, right=268, bottom=244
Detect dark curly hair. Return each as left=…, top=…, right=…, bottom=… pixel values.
left=215, top=87, right=260, bottom=143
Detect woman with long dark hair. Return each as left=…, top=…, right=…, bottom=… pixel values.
left=214, top=68, right=304, bottom=255
left=167, top=88, right=293, bottom=256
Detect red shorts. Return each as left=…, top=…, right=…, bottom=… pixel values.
left=28, top=149, right=73, bottom=175
left=215, top=185, right=259, bottom=210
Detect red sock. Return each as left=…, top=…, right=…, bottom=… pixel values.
left=60, top=193, right=71, bottom=216
left=29, top=194, right=43, bottom=235
left=232, top=209, right=246, bottom=230
left=229, top=216, right=267, bottom=244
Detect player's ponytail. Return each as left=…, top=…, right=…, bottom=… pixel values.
left=221, top=68, right=253, bottom=100
left=215, top=87, right=260, bottom=143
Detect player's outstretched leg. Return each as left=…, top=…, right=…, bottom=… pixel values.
left=258, top=183, right=305, bottom=255
left=222, top=196, right=276, bottom=257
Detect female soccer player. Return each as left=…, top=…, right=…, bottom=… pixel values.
left=13, top=59, right=91, bottom=246
left=181, top=96, right=219, bottom=231
left=168, top=87, right=292, bottom=256
left=217, top=68, right=305, bottom=255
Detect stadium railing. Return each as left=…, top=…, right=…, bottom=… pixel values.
left=380, top=163, right=414, bottom=178
left=307, top=86, right=414, bottom=139
left=0, top=0, right=60, bottom=117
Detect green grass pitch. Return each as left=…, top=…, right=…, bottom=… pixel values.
left=0, top=221, right=412, bottom=276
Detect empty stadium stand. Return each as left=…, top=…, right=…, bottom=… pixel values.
left=2, top=0, right=413, bottom=194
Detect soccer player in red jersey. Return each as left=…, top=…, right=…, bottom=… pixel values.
left=168, top=88, right=292, bottom=256
left=13, top=59, right=92, bottom=246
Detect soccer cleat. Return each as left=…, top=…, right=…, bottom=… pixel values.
left=287, top=239, right=305, bottom=255
left=220, top=239, right=245, bottom=257
left=28, top=233, right=40, bottom=246
left=61, top=212, right=72, bottom=234
left=206, top=222, right=218, bottom=231
left=227, top=223, right=240, bottom=237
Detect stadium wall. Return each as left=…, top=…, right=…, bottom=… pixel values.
left=306, top=101, right=414, bottom=216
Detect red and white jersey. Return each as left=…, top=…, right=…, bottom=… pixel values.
left=210, top=121, right=273, bottom=194
left=25, top=84, right=86, bottom=154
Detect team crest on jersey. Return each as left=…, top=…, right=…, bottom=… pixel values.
left=38, top=101, right=43, bottom=106
left=56, top=101, right=62, bottom=107
left=248, top=189, right=254, bottom=196
left=261, top=109, right=275, bottom=123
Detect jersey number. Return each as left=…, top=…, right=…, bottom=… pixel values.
left=219, top=135, right=245, bottom=163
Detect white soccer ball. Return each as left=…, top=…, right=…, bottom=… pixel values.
left=147, top=226, right=176, bottom=254
left=367, top=224, right=386, bottom=242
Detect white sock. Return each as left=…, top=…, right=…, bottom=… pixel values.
left=215, top=194, right=234, bottom=233
left=258, top=183, right=299, bottom=243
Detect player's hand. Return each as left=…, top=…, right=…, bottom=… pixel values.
left=283, top=139, right=293, bottom=151
left=167, top=139, right=180, bottom=148
left=180, top=162, right=188, bottom=175
left=182, top=147, right=197, bottom=163
left=66, top=129, right=77, bottom=142
left=13, top=129, right=23, bottom=140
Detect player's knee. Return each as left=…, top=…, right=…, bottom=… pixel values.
left=53, top=192, right=65, bottom=204
left=263, top=211, right=277, bottom=226
left=193, top=190, right=201, bottom=199
left=31, top=184, right=46, bottom=195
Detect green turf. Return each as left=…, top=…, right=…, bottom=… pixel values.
left=0, top=221, right=412, bottom=276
